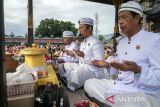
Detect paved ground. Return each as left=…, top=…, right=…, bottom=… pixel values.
left=8, top=88, right=87, bottom=107
left=62, top=85, right=88, bottom=107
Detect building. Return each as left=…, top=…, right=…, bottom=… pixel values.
left=5, top=37, right=64, bottom=45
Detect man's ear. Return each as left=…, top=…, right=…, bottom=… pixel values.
left=135, top=15, right=141, bottom=23
left=87, top=26, right=92, bottom=31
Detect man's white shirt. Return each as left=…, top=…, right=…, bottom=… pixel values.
left=108, top=29, right=160, bottom=100
left=59, top=41, right=79, bottom=62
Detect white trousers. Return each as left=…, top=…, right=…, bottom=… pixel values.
left=59, top=62, right=105, bottom=88
left=84, top=78, right=160, bottom=107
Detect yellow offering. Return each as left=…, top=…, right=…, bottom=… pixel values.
left=20, top=45, right=47, bottom=68
left=20, top=44, right=59, bottom=87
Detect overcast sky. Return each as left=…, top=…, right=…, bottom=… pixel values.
left=4, top=0, right=115, bottom=36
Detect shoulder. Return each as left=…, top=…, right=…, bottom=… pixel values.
left=70, top=41, right=78, bottom=47
left=71, top=41, right=77, bottom=45
left=89, top=36, right=103, bottom=45
left=143, top=30, right=160, bottom=44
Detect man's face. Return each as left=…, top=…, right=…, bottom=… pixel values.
left=63, top=37, right=72, bottom=45
left=118, top=11, right=139, bottom=35
left=79, top=24, right=90, bottom=38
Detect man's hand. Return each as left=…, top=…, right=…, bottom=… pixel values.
left=57, top=59, right=65, bottom=64
left=91, top=60, right=110, bottom=68
left=110, top=60, right=141, bottom=73
left=73, top=49, right=85, bottom=58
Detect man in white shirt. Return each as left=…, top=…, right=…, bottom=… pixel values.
left=57, top=31, right=79, bottom=63
left=60, top=17, right=105, bottom=91
left=84, top=1, right=160, bottom=107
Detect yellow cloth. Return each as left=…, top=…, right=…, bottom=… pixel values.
left=35, top=65, right=59, bottom=87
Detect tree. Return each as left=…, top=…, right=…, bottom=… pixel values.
left=97, top=34, right=105, bottom=43
left=35, top=18, right=78, bottom=38
left=10, top=32, right=15, bottom=38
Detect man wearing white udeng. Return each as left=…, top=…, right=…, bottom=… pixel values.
left=57, top=31, right=79, bottom=79
left=60, top=17, right=105, bottom=91
left=84, top=1, right=160, bottom=107
left=58, top=31, right=79, bottom=63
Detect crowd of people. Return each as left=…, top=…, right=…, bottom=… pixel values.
left=5, top=1, right=160, bottom=107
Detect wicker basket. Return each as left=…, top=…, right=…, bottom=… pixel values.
left=7, top=81, right=36, bottom=96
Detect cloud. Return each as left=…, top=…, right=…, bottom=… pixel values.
left=4, top=0, right=115, bottom=36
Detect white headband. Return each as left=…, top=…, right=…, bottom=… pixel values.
left=118, top=1, right=143, bottom=17
left=78, top=17, right=94, bottom=26
left=63, top=31, right=74, bottom=38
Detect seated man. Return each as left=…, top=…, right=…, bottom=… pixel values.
left=57, top=31, right=79, bottom=63
left=59, top=17, right=105, bottom=91
left=84, top=1, right=160, bottom=107
left=51, top=31, right=79, bottom=68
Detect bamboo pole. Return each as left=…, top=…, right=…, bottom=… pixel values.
left=0, top=0, right=7, bottom=106
left=28, top=0, right=33, bottom=46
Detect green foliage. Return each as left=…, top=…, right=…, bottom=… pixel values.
left=105, top=39, right=113, bottom=46
left=10, top=32, right=15, bottom=37
left=97, top=34, right=105, bottom=42
left=35, top=18, right=78, bottom=38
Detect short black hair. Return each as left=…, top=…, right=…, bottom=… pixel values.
left=129, top=11, right=139, bottom=17
left=129, top=11, right=142, bottom=24
left=86, top=25, right=93, bottom=31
